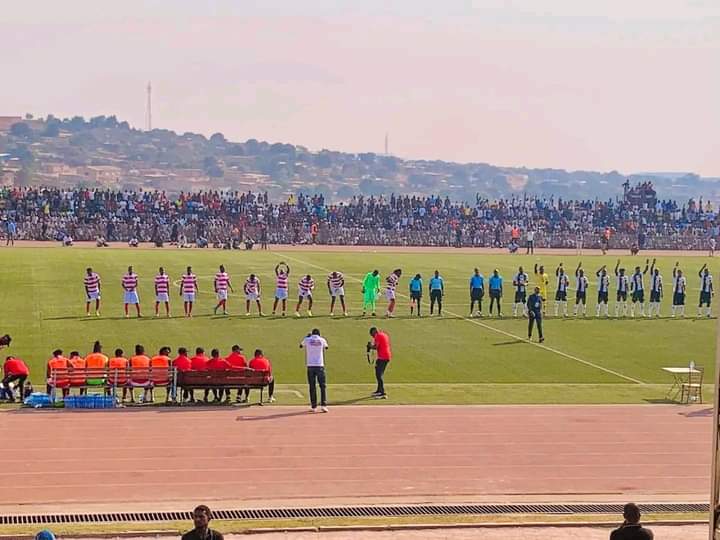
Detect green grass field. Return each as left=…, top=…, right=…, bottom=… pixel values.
left=0, top=247, right=716, bottom=404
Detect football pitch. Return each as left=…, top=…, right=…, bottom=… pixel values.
left=0, top=246, right=716, bottom=405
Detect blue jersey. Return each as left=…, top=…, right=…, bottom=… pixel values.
left=409, top=278, right=423, bottom=292
left=429, top=277, right=444, bottom=290
left=470, top=275, right=484, bottom=289
left=489, top=275, right=503, bottom=290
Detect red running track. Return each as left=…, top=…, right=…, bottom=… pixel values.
left=0, top=405, right=712, bottom=511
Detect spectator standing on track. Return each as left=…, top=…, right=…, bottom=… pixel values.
left=368, top=327, right=391, bottom=399
left=609, top=503, right=653, bottom=539
left=526, top=229, right=535, bottom=254
left=469, top=268, right=485, bottom=317
left=300, top=328, right=329, bottom=413
left=527, top=287, right=544, bottom=343
left=488, top=269, right=503, bottom=317
left=429, top=270, right=444, bottom=316
left=181, top=505, right=224, bottom=540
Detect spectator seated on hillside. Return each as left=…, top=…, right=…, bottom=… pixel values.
left=196, top=236, right=208, bottom=248
left=508, top=239, right=519, bottom=253
left=630, top=244, right=639, bottom=255
left=62, top=234, right=73, bottom=247
left=96, top=235, right=108, bottom=247
left=222, top=238, right=232, bottom=250
left=232, top=238, right=242, bottom=250
left=128, top=236, right=139, bottom=247
left=178, top=233, right=191, bottom=248
left=245, top=238, right=255, bottom=250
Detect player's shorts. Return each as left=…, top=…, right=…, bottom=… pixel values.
left=700, top=291, right=712, bottom=305
left=156, top=292, right=169, bottom=303
left=124, top=291, right=139, bottom=304
left=471, top=288, right=484, bottom=301
left=555, top=290, right=567, bottom=302
left=650, top=290, right=661, bottom=303
left=216, top=290, right=228, bottom=301
left=410, top=290, right=422, bottom=301
left=246, top=292, right=259, bottom=301
left=616, top=291, right=628, bottom=302
left=514, top=291, right=526, bottom=304
left=385, top=289, right=396, bottom=301
left=576, top=291, right=587, bottom=304
left=330, top=287, right=345, bottom=297
left=631, top=290, right=644, bottom=303
left=430, top=289, right=442, bottom=301
left=597, top=291, right=609, bottom=304
left=86, top=291, right=100, bottom=301
left=298, top=291, right=313, bottom=299
left=673, top=292, right=686, bottom=306
left=489, top=289, right=501, bottom=299
left=183, top=293, right=196, bottom=303
left=275, top=288, right=288, bottom=300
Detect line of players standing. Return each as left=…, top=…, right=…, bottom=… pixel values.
left=80, top=259, right=714, bottom=320
left=493, top=259, right=714, bottom=319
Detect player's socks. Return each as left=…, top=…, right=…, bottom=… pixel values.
left=554, top=302, right=560, bottom=317
left=680, top=306, right=686, bottom=317
left=596, top=305, right=601, bottom=317
left=574, top=304, right=579, bottom=316
left=614, top=304, right=620, bottom=317
left=640, top=304, right=646, bottom=317
left=707, top=306, right=712, bottom=317
left=630, top=304, right=635, bottom=317
left=562, top=302, right=568, bottom=316
left=698, top=306, right=702, bottom=317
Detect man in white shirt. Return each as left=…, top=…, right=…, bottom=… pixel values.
left=300, top=329, right=329, bottom=413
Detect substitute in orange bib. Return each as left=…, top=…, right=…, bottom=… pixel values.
left=47, top=349, right=70, bottom=397
left=368, top=327, right=392, bottom=399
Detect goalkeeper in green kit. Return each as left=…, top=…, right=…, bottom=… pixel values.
left=362, top=270, right=381, bottom=316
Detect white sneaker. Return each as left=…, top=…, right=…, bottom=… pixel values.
left=309, top=407, right=317, bottom=413
left=268, top=396, right=276, bottom=403
left=295, top=312, right=301, bottom=317
left=321, top=406, right=329, bottom=413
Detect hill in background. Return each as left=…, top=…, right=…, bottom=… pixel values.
left=0, top=114, right=716, bottom=202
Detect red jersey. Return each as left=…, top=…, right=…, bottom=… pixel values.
left=207, top=357, right=231, bottom=371
left=226, top=351, right=247, bottom=369
left=3, top=357, right=29, bottom=376
left=172, top=355, right=192, bottom=372
left=249, top=355, right=272, bottom=373
left=190, top=354, right=209, bottom=371
left=374, top=331, right=392, bottom=361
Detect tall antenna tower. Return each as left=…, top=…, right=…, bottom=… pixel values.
left=145, top=81, right=152, bottom=131
left=384, top=132, right=388, bottom=155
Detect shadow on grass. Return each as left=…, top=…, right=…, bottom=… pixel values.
left=330, top=395, right=375, bottom=406
left=643, top=398, right=680, bottom=404
left=236, top=410, right=310, bottom=421
left=492, top=340, right=525, bottom=346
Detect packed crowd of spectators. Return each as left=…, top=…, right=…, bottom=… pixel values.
left=0, top=183, right=717, bottom=250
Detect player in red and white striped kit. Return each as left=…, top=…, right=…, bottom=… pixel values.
left=327, top=271, right=347, bottom=316
left=122, top=266, right=141, bottom=318
left=295, top=274, right=315, bottom=317
left=179, top=266, right=199, bottom=318
left=213, top=264, right=234, bottom=315
left=154, top=267, right=171, bottom=317
left=244, top=274, right=263, bottom=316
left=385, top=268, right=402, bottom=317
left=84, top=267, right=102, bottom=317
left=272, top=262, right=290, bottom=316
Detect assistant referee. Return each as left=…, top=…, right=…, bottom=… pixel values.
left=300, top=328, right=329, bottom=413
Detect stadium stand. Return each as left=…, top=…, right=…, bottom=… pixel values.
left=0, top=184, right=717, bottom=249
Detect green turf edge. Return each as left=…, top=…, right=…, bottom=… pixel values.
left=0, top=512, right=708, bottom=537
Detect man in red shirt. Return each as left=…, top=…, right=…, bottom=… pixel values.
left=207, top=348, right=231, bottom=402
left=249, top=349, right=275, bottom=403
left=2, top=356, right=30, bottom=402
left=189, top=347, right=209, bottom=403
left=368, top=327, right=391, bottom=399
left=225, top=345, right=248, bottom=403
left=172, top=347, right=192, bottom=402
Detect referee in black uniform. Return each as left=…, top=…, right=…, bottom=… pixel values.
left=527, top=286, right=544, bottom=343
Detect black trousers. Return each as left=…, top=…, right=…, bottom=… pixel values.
left=307, top=366, right=327, bottom=408
left=375, top=359, right=390, bottom=395
left=430, top=290, right=442, bottom=314
left=528, top=315, right=543, bottom=339
left=2, top=374, right=26, bottom=401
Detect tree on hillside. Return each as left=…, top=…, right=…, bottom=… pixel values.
left=209, top=132, right=227, bottom=145
left=10, top=122, right=32, bottom=138
left=42, top=122, right=60, bottom=137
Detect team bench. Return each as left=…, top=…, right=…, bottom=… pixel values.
left=47, top=366, right=176, bottom=401
left=176, top=369, right=272, bottom=405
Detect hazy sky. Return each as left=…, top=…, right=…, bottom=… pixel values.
left=3, top=1, right=719, bottom=175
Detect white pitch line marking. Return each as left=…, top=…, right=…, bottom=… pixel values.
left=275, top=252, right=646, bottom=385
